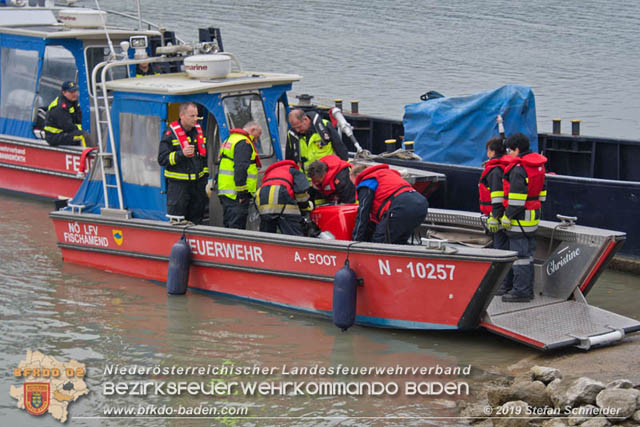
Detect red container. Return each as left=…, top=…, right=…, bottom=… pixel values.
left=310, top=204, right=359, bottom=240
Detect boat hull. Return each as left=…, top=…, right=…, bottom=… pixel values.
left=0, top=137, right=86, bottom=199
left=50, top=212, right=515, bottom=330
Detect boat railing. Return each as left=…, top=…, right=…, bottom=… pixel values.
left=89, top=55, right=186, bottom=214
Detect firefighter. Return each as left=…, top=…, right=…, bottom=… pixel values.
left=350, top=163, right=428, bottom=244
left=285, top=108, right=348, bottom=175
left=479, top=137, right=509, bottom=250
left=500, top=133, right=548, bottom=302
left=306, top=155, right=356, bottom=204
left=157, top=102, right=209, bottom=224
left=135, top=61, right=159, bottom=77
left=217, top=121, right=262, bottom=229
left=44, top=81, right=87, bottom=147
left=255, top=160, right=311, bottom=236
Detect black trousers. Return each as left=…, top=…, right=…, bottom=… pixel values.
left=166, top=178, right=208, bottom=224
left=501, top=232, right=536, bottom=297
left=259, top=214, right=304, bottom=236
left=371, top=191, right=429, bottom=244
left=219, top=195, right=250, bottom=229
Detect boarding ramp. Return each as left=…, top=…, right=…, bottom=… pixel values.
left=480, top=219, right=639, bottom=350
left=423, top=209, right=640, bottom=350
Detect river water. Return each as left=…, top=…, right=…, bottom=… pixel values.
left=0, top=195, right=638, bottom=426
left=99, top=0, right=640, bottom=139
left=2, top=1, right=640, bottom=425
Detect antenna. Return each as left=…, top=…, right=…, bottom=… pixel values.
left=136, top=0, right=142, bottom=30
left=94, top=0, right=116, bottom=58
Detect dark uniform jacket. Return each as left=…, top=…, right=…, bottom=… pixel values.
left=285, top=111, right=349, bottom=165
left=157, top=121, right=208, bottom=182
left=44, top=93, right=82, bottom=146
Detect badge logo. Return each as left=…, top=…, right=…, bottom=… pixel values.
left=24, top=383, right=50, bottom=416
left=112, top=229, right=124, bottom=246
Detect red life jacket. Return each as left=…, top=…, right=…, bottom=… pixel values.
left=478, top=156, right=507, bottom=215
left=261, top=160, right=299, bottom=198
left=318, top=155, right=351, bottom=196
left=169, top=120, right=206, bottom=156
left=503, top=152, right=547, bottom=210
left=355, top=164, right=413, bottom=223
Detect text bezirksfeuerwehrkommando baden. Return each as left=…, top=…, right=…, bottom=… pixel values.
left=103, top=363, right=471, bottom=377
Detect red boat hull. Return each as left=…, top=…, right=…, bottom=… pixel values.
left=0, top=139, right=87, bottom=199
left=51, top=213, right=514, bottom=330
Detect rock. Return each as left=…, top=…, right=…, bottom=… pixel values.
left=493, top=401, right=530, bottom=427
left=542, top=420, right=568, bottom=427
left=567, top=404, right=599, bottom=425
left=595, top=388, right=639, bottom=421
left=487, top=386, right=511, bottom=407
left=605, top=379, right=634, bottom=390
left=532, top=366, right=563, bottom=385
left=509, top=380, right=554, bottom=409
left=579, top=418, right=610, bottom=427
left=632, top=409, right=640, bottom=423
left=552, top=377, right=606, bottom=408
left=459, top=403, right=489, bottom=421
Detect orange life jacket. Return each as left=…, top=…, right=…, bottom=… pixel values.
left=318, top=155, right=351, bottom=196
left=478, top=156, right=508, bottom=216
left=355, top=164, right=413, bottom=223
left=261, top=160, right=300, bottom=198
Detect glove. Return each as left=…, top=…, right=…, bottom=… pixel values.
left=487, top=216, right=500, bottom=233
left=501, top=215, right=512, bottom=230
left=237, top=190, right=250, bottom=203
left=205, top=179, right=213, bottom=198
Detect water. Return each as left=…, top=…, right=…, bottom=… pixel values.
left=91, top=0, right=640, bottom=139
left=1, top=193, right=638, bottom=425
left=3, top=2, right=640, bottom=424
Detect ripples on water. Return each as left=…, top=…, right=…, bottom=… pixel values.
left=2, top=2, right=640, bottom=422
left=92, top=0, right=640, bottom=138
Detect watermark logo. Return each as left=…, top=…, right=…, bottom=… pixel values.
left=25, top=383, right=50, bottom=416
left=10, top=350, right=88, bottom=423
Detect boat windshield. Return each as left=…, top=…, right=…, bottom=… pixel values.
left=222, top=94, right=273, bottom=158
left=85, top=45, right=127, bottom=96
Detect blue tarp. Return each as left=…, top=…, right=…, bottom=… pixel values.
left=403, top=85, right=538, bottom=167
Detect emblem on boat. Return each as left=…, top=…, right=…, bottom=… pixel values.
left=112, top=229, right=124, bottom=246
left=24, top=383, right=50, bottom=416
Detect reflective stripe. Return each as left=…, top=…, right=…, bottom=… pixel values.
left=75, top=123, right=82, bottom=130
left=295, top=192, right=309, bottom=202
left=44, top=126, right=63, bottom=133
left=202, top=167, right=209, bottom=174
left=539, top=189, right=547, bottom=201
left=258, top=203, right=300, bottom=215
left=509, top=199, right=526, bottom=206
left=513, top=258, right=533, bottom=265
left=490, top=190, right=504, bottom=198
left=247, top=173, right=258, bottom=179
left=509, top=192, right=527, bottom=200
left=219, top=189, right=237, bottom=195
left=218, top=170, right=234, bottom=176
left=164, top=170, right=208, bottom=180
left=169, top=152, right=176, bottom=166
left=491, top=196, right=504, bottom=203
left=236, top=185, right=248, bottom=191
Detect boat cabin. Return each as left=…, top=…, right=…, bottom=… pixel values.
left=0, top=6, right=163, bottom=141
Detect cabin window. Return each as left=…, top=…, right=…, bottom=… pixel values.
left=38, top=46, right=77, bottom=111
left=84, top=46, right=127, bottom=96
left=222, top=94, right=273, bottom=158
left=0, top=48, right=39, bottom=121
left=119, top=112, right=161, bottom=187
